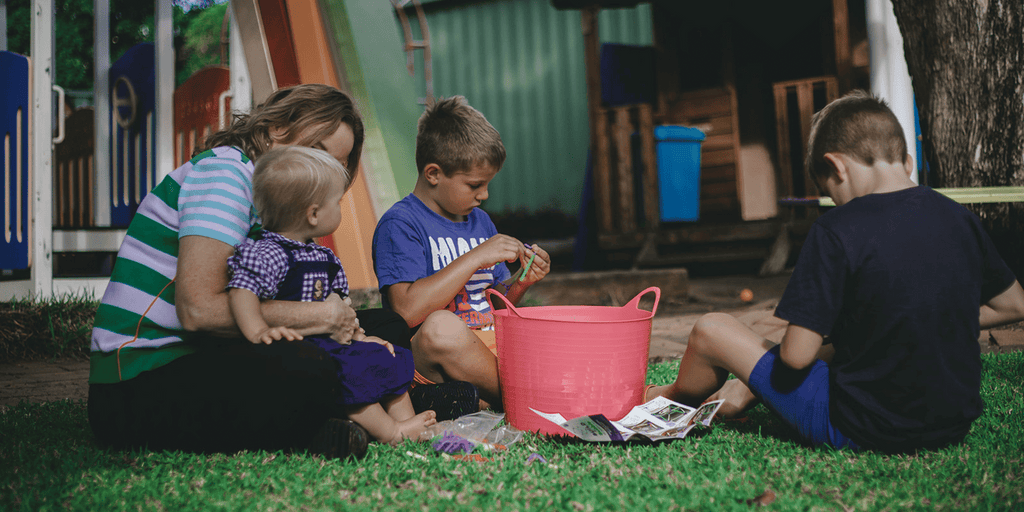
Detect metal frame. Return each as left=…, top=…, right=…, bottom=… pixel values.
left=2, top=0, right=252, bottom=301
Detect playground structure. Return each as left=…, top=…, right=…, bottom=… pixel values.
left=1, top=0, right=422, bottom=301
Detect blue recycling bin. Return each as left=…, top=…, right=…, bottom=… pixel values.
left=655, top=125, right=705, bottom=222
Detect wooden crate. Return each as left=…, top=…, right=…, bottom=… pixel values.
left=772, top=76, right=838, bottom=199
left=592, top=102, right=658, bottom=236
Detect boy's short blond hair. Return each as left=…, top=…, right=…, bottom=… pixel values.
left=252, top=146, right=350, bottom=232
left=805, top=90, right=909, bottom=187
left=416, top=96, right=506, bottom=176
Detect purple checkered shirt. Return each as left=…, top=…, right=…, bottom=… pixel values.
left=226, top=231, right=349, bottom=300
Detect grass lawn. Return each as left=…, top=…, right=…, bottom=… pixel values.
left=2, top=352, right=1022, bottom=511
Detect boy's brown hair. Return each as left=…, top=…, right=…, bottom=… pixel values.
left=199, top=84, right=364, bottom=178
left=805, top=90, right=908, bottom=187
left=415, top=96, right=506, bottom=176
left=252, top=146, right=350, bottom=232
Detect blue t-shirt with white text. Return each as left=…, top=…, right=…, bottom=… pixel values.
left=372, top=194, right=511, bottom=330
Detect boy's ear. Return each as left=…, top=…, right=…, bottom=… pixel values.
left=903, top=153, right=915, bottom=178
left=822, top=153, right=848, bottom=183
left=423, top=163, right=444, bottom=185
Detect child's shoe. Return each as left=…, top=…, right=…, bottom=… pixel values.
left=409, top=381, right=480, bottom=421
left=308, top=418, right=369, bottom=460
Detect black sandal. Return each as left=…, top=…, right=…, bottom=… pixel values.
left=409, top=381, right=480, bottom=421
left=307, top=418, right=369, bottom=460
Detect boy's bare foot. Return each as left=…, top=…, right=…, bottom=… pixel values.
left=645, top=380, right=758, bottom=419
left=387, top=410, right=438, bottom=445
left=706, top=379, right=759, bottom=419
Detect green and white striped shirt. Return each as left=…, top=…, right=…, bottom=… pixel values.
left=90, top=147, right=259, bottom=383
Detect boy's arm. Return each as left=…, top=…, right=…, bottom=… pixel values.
left=228, top=288, right=303, bottom=344
left=779, top=324, right=824, bottom=371
left=980, top=280, right=1024, bottom=329
left=387, top=234, right=525, bottom=327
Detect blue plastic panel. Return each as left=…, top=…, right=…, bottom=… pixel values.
left=1, top=51, right=31, bottom=269
left=109, top=43, right=156, bottom=228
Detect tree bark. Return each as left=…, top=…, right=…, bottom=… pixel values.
left=890, top=0, right=1024, bottom=278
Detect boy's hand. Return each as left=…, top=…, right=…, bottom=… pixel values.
left=471, top=234, right=528, bottom=269
left=250, top=326, right=304, bottom=345
left=518, top=243, right=551, bottom=285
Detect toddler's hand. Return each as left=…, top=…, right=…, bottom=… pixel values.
left=361, top=335, right=396, bottom=356
left=350, top=327, right=367, bottom=342
left=251, top=326, right=303, bottom=345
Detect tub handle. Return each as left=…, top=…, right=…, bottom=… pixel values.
left=625, top=286, right=660, bottom=317
left=485, top=288, right=524, bottom=318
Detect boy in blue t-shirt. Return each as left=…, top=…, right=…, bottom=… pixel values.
left=372, top=96, right=551, bottom=411
left=648, top=91, right=1024, bottom=453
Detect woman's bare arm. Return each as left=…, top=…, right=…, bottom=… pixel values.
left=176, top=235, right=359, bottom=342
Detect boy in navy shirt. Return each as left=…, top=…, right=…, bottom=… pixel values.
left=373, top=96, right=550, bottom=412
left=648, top=91, right=1024, bottom=452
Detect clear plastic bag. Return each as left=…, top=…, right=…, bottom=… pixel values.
left=423, top=411, right=523, bottom=449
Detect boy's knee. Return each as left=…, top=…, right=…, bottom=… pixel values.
left=414, top=310, right=471, bottom=355
left=690, top=313, right=738, bottom=348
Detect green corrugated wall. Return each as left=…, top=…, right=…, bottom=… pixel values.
left=395, top=0, right=653, bottom=216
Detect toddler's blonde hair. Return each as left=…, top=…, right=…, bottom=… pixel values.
left=252, top=146, right=350, bottom=232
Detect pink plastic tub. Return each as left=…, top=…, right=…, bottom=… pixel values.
left=486, top=287, right=660, bottom=436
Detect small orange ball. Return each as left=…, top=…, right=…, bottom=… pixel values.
left=739, top=288, right=754, bottom=302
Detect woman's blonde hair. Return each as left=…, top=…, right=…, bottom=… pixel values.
left=252, top=146, right=350, bottom=233
left=198, top=84, right=364, bottom=177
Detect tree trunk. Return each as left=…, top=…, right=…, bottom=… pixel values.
left=890, top=0, right=1024, bottom=278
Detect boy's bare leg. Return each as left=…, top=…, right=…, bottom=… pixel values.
left=647, top=313, right=775, bottom=415
left=347, top=403, right=437, bottom=445
left=411, top=310, right=500, bottom=409
left=382, top=392, right=417, bottom=422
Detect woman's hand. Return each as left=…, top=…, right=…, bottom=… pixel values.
left=325, top=294, right=360, bottom=344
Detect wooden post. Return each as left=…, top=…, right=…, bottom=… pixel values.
left=773, top=85, right=793, bottom=198
left=613, top=107, right=636, bottom=233
left=638, top=103, right=659, bottom=230
left=582, top=7, right=612, bottom=234
left=796, top=81, right=814, bottom=195
left=832, top=0, right=851, bottom=93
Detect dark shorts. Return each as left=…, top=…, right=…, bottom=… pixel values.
left=747, top=345, right=861, bottom=451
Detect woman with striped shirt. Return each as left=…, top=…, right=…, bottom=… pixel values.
left=88, top=84, right=401, bottom=460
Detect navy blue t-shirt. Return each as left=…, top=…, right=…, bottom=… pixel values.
left=775, top=186, right=1016, bottom=452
